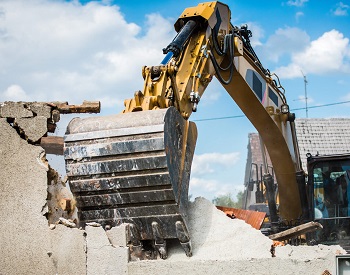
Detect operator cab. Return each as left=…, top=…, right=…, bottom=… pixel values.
left=307, top=153, right=350, bottom=250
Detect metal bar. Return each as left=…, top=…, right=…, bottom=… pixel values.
left=268, top=221, right=323, bottom=241
left=55, top=100, right=100, bottom=114
left=40, top=136, right=64, bottom=155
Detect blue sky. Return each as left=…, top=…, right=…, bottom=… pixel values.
left=0, top=0, right=349, bottom=201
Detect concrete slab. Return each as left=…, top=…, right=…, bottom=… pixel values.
left=0, top=102, right=33, bottom=118
left=106, top=224, right=128, bottom=247
left=15, top=116, right=48, bottom=142
left=86, top=225, right=128, bottom=275
left=49, top=225, right=86, bottom=275
left=28, top=102, right=52, bottom=118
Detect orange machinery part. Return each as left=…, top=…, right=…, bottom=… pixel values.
left=216, top=206, right=266, bottom=230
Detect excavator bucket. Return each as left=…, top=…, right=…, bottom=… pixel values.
left=64, top=107, right=197, bottom=259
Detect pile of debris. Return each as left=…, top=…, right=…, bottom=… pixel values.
left=186, top=197, right=273, bottom=259
left=166, top=197, right=345, bottom=259
left=129, top=197, right=345, bottom=274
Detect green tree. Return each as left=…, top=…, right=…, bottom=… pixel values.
left=212, top=191, right=244, bottom=208
left=234, top=191, right=244, bottom=208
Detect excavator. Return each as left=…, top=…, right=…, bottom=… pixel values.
left=64, top=1, right=311, bottom=259
left=244, top=151, right=350, bottom=250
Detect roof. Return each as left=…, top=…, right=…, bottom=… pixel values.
left=295, top=118, right=350, bottom=170
left=245, top=118, right=350, bottom=179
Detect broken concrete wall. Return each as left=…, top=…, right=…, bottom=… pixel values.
left=0, top=102, right=85, bottom=274
left=49, top=225, right=86, bottom=275
left=0, top=101, right=58, bottom=143
left=0, top=116, right=126, bottom=274
left=0, top=118, right=86, bottom=274
left=0, top=102, right=127, bottom=275
left=47, top=167, right=77, bottom=224
left=0, top=118, right=54, bottom=274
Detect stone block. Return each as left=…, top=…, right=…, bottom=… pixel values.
left=49, top=225, right=86, bottom=275
left=15, top=116, right=47, bottom=142
left=106, top=224, right=128, bottom=247
left=28, top=102, right=52, bottom=118
left=86, top=225, right=128, bottom=275
left=0, top=102, right=33, bottom=118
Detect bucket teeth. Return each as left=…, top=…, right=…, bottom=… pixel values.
left=127, top=224, right=157, bottom=261
left=152, top=222, right=167, bottom=259
left=176, top=221, right=192, bottom=257
left=64, top=107, right=197, bottom=258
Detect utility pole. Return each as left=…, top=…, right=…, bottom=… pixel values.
left=301, top=70, right=308, bottom=118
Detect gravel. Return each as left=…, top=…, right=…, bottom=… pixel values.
left=167, top=197, right=273, bottom=260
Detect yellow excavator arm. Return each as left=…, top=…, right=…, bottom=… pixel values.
left=123, top=1, right=303, bottom=221
left=123, top=2, right=283, bottom=119
left=123, top=2, right=232, bottom=118
left=64, top=1, right=306, bottom=260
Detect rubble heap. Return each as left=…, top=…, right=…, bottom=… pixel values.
left=129, top=197, right=346, bottom=275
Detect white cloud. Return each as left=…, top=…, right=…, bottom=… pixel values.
left=191, top=152, right=240, bottom=176
left=189, top=151, right=241, bottom=200
left=2, top=85, right=30, bottom=101
left=286, top=0, right=309, bottom=7
left=274, top=63, right=301, bottom=78
left=262, top=27, right=309, bottom=63
left=297, top=94, right=314, bottom=104
left=0, top=0, right=175, bottom=113
left=295, top=11, right=304, bottom=22
left=190, top=177, right=218, bottom=191
left=274, top=30, right=350, bottom=78
left=333, top=2, right=349, bottom=16
left=342, top=93, right=350, bottom=101
left=238, top=22, right=264, bottom=47
left=189, top=177, right=244, bottom=201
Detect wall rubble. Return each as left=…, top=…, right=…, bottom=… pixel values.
left=0, top=101, right=127, bottom=275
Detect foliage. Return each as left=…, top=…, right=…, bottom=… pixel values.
left=212, top=191, right=244, bottom=209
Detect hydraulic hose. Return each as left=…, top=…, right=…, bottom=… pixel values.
left=162, top=20, right=198, bottom=64
left=210, top=33, right=234, bottom=85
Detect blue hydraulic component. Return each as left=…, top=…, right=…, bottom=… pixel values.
left=160, top=52, right=174, bottom=65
